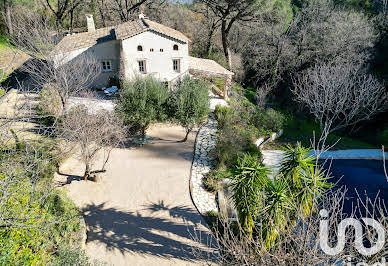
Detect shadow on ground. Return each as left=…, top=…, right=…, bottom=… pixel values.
left=82, top=201, right=215, bottom=261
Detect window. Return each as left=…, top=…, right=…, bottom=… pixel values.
left=101, top=60, right=112, bottom=72
left=173, top=59, right=180, bottom=73
left=173, top=44, right=179, bottom=51
left=138, top=60, right=146, bottom=74
left=137, top=45, right=143, bottom=51
left=160, top=48, right=164, bottom=52
left=150, top=48, right=154, bottom=52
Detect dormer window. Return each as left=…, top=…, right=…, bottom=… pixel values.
left=173, top=44, right=179, bottom=51
left=160, top=48, right=164, bottom=52
left=150, top=48, right=154, bottom=52
left=137, top=45, right=143, bottom=52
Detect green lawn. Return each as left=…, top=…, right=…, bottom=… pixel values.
left=263, top=113, right=378, bottom=150
left=0, top=35, right=29, bottom=83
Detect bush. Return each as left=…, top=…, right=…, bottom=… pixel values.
left=214, top=105, right=232, bottom=129
left=216, top=125, right=262, bottom=168
left=0, top=88, right=5, bottom=98
left=214, top=97, right=263, bottom=168
left=0, top=141, right=84, bottom=264
left=252, top=108, right=285, bottom=133
left=116, top=76, right=169, bottom=138
left=203, top=169, right=232, bottom=193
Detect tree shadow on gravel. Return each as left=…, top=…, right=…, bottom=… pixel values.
left=82, top=202, right=215, bottom=261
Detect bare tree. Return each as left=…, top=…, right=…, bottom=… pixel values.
left=33, top=53, right=101, bottom=112
left=254, top=83, right=272, bottom=108
left=292, top=63, right=387, bottom=134
left=59, top=105, right=126, bottom=181
left=10, top=7, right=101, bottom=112
left=290, top=0, right=376, bottom=68
left=112, top=0, right=148, bottom=22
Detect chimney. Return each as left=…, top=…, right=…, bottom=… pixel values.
left=139, top=5, right=146, bottom=19
left=85, top=14, right=95, bottom=32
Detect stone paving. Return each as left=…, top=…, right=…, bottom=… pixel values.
left=190, top=113, right=219, bottom=215
left=262, top=149, right=388, bottom=171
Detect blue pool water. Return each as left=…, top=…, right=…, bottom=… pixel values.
left=320, top=159, right=387, bottom=215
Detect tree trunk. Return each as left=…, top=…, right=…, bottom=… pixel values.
left=221, top=20, right=232, bottom=70
left=141, top=126, right=146, bottom=142
left=181, top=128, right=191, bottom=142
left=70, top=9, right=74, bottom=34
left=83, top=163, right=90, bottom=181
left=206, top=27, right=215, bottom=58
left=98, top=0, right=106, bottom=27
left=4, top=0, right=13, bottom=35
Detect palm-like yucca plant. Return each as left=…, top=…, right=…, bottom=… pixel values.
left=280, top=142, right=332, bottom=216
left=260, top=177, right=295, bottom=249
left=230, top=153, right=271, bottom=239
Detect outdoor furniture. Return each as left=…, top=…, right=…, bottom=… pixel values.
left=104, top=86, right=118, bottom=96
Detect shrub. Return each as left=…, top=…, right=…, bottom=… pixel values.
left=116, top=76, right=169, bottom=139
left=203, top=169, right=232, bottom=193
left=171, top=76, right=210, bottom=141
left=252, top=108, right=285, bottom=133
left=214, top=97, right=263, bottom=168
left=216, top=125, right=262, bottom=168
left=214, top=105, right=232, bottom=129
left=0, top=88, right=5, bottom=98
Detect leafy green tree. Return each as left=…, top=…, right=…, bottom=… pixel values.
left=172, top=77, right=210, bottom=142
left=116, top=76, right=169, bottom=140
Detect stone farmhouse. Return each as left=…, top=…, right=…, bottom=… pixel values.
left=54, top=14, right=233, bottom=95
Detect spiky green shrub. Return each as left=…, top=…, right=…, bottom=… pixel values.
left=230, top=153, right=271, bottom=238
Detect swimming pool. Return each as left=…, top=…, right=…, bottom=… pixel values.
left=320, top=159, right=387, bottom=215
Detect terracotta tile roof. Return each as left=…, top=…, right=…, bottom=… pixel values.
left=142, top=19, right=189, bottom=43
left=189, top=56, right=234, bottom=76
left=115, top=19, right=148, bottom=40
left=54, top=19, right=190, bottom=54
left=54, top=26, right=116, bottom=54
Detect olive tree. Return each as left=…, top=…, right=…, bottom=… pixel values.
left=171, top=77, right=210, bottom=142
left=115, top=76, right=169, bottom=141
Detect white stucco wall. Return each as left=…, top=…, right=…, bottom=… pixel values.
left=121, top=31, right=189, bottom=82
left=54, top=40, right=120, bottom=88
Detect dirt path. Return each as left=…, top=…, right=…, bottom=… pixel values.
left=55, top=124, right=214, bottom=265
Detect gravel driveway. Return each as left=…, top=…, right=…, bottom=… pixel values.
left=55, top=124, right=214, bottom=265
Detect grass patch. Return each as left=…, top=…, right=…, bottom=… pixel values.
left=264, top=113, right=377, bottom=150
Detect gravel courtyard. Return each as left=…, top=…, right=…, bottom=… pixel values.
left=55, top=124, right=214, bottom=265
